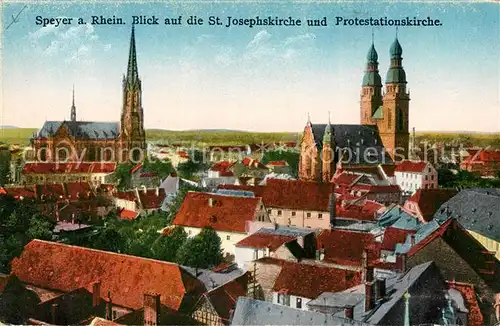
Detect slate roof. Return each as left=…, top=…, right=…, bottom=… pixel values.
left=377, top=205, right=421, bottom=230
left=310, top=123, right=392, bottom=165
left=434, top=188, right=500, bottom=241
left=235, top=233, right=296, bottom=251
left=202, top=273, right=248, bottom=323
left=272, top=261, right=361, bottom=299
left=10, top=240, right=204, bottom=310
left=181, top=266, right=246, bottom=291
left=37, top=121, right=119, bottom=140
left=231, top=297, right=369, bottom=326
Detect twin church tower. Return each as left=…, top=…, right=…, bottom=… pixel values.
left=299, top=37, right=410, bottom=182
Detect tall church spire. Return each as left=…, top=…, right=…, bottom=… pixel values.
left=70, top=85, right=76, bottom=122
left=386, top=35, right=406, bottom=84
left=126, top=25, right=140, bottom=90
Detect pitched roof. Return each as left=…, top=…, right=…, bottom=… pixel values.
left=381, top=227, right=416, bottom=251
left=240, top=157, right=268, bottom=169
left=377, top=205, right=421, bottom=230
left=209, top=161, right=234, bottom=172
left=10, top=240, right=204, bottom=310
left=434, top=188, right=500, bottom=242
left=266, top=161, right=288, bottom=167
left=462, top=149, right=500, bottom=163
left=447, top=281, right=483, bottom=326
left=317, top=229, right=377, bottom=266
left=138, top=188, right=166, bottom=209
left=23, top=162, right=116, bottom=174
left=2, top=186, right=38, bottom=199
left=395, top=160, right=429, bottom=173
left=64, top=182, right=93, bottom=200
left=310, top=123, right=392, bottom=165
left=235, top=233, right=296, bottom=251
left=204, top=273, right=248, bottom=322
left=172, top=192, right=261, bottom=233
left=119, top=208, right=140, bottom=221
left=130, top=163, right=143, bottom=174
left=231, top=297, right=368, bottom=326
left=36, top=121, right=119, bottom=140
left=220, top=179, right=335, bottom=212
left=272, top=261, right=361, bottom=299
left=407, top=188, right=458, bottom=222
left=335, top=200, right=384, bottom=221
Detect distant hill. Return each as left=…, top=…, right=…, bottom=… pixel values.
left=0, top=125, right=19, bottom=129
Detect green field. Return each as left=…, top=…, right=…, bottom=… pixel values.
left=1, top=127, right=499, bottom=149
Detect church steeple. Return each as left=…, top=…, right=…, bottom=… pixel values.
left=386, top=36, right=407, bottom=85
left=360, top=36, right=383, bottom=126
left=125, top=24, right=140, bottom=91
left=70, top=85, right=76, bottom=122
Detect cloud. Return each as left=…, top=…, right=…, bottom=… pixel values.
left=29, top=21, right=107, bottom=66
left=247, top=30, right=272, bottom=49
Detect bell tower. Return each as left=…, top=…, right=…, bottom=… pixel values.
left=379, top=36, right=410, bottom=161
left=360, top=40, right=383, bottom=126
left=120, top=25, right=146, bottom=162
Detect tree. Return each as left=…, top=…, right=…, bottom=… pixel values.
left=177, top=149, right=208, bottom=180
left=0, top=275, right=41, bottom=324
left=175, top=227, right=223, bottom=269
left=151, top=227, right=188, bottom=262
left=262, top=150, right=299, bottom=178
left=110, top=163, right=134, bottom=190
left=0, top=149, right=11, bottom=186
left=143, top=159, right=175, bottom=180
left=91, top=226, right=127, bottom=253
left=0, top=196, right=55, bottom=273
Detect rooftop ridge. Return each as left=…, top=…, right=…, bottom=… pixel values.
left=27, top=239, right=181, bottom=267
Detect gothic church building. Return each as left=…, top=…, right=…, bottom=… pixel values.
left=299, top=37, right=410, bottom=182
left=31, top=26, right=146, bottom=163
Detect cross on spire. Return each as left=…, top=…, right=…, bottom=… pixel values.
left=396, top=26, right=399, bottom=39
left=371, top=27, right=374, bottom=44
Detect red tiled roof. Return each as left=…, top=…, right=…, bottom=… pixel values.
left=205, top=273, right=248, bottom=322
left=119, top=209, right=139, bottom=221
left=381, top=227, right=416, bottom=251
left=114, top=191, right=137, bottom=202
left=350, top=184, right=401, bottom=193
left=241, top=157, right=268, bottom=169
left=220, top=179, right=335, bottom=212
left=317, top=230, right=377, bottom=266
left=10, top=240, right=204, bottom=310
left=209, top=161, right=234, bottom=172
left=23, top=162, right=116, bottom=174
left=172, top=192, right=261, bottom=233
left=266, top=161, right=288, bottom=167
left=332, top=172, right=360, bottom=186
left=272, top=261, right=361, bottom=299
left=139, top=172, right=157, bottom=178
left=395, top=160, right=428, bottom=173
left=130, top=163, right=143, bottom=175
left=380, top=164, right=396, bottom=177
left=138, top=188, right=166, bottom=209
left=207, top=145, right=247, bottom=151
left=37, top=184, right=66, bottom=200
left=65, top=182, right=93, bottom=200
left=406, top=188, right=458, bottom=222
left=235, top=233, right=296, bottom=251
left=335, top=200, right=384, bottom=221
left=447, top=281, right=483, bottom=326
left=462, top=150, right=500, bottom=163
left=3, top=186, right=37, bottom=199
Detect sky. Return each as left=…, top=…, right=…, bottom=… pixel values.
left=1, top=1, right=499, bottom=132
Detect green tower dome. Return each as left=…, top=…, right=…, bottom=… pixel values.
left=385, top=67, right=407, bottom=84
left=362, top=71, right=382, bottom=86
left=367, top=44, right=378, bottom=62
left=390, top=38, right=403, bottom=58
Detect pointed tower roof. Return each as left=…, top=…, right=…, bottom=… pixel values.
left=323, top=112, right=332, bottom=144
left=386, top=36, right=407, bottom=84
left=70, top=85, right=76, bottom=122
left=125, top=25, right=140, bottom=90
left=390, top=37, right=403, bottom=59
left=362, top=41, right=382, bottom=87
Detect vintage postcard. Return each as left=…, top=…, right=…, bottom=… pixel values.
left=0, top=1, right=499, bottom=325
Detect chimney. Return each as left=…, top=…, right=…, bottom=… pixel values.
left=155, top=187, right=159, bottom=196
left=364, top=281, right=374, bottom=312
left=92, top=281, right=101, bottom=307
left=142, top=185, right=147, bottom=194
left=410, top=234, right=416, bottom=246
left=344, top=305, right=354, bottom=319
left=208, top=197, right=214, bottom=207
left=361, top=250, right=368, bottom=281
left=375, top=278, right=386, bottom=301
left=51, top=303, right=58, bottom=325
left=144, top=292, right=161, bottom=326
left=396, top=253, right=407, bottom=273
left=71, top=212, right=75, bottom=224
left=106, top=291, right=112, bottom=320
left=329, top=193, right=336, bottom=227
